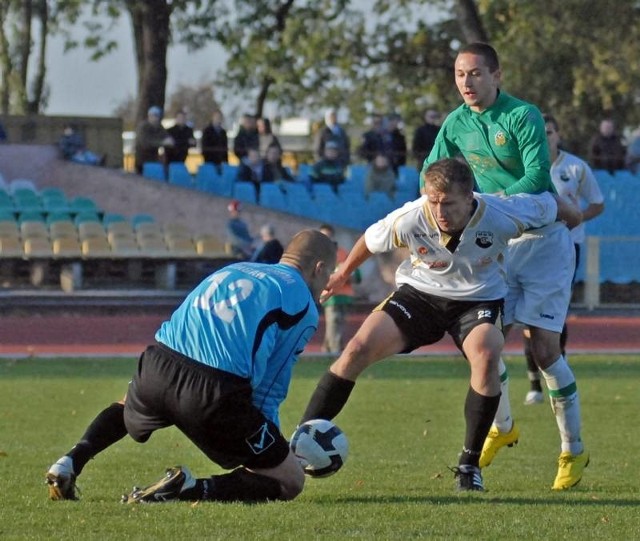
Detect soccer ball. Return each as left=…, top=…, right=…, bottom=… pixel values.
left=290, top=419, right=349, bottom=478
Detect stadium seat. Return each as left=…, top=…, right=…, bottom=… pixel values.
left=74, top=211, right=102, bottom=225
left=103, top=213, right=127, bottom=227
left=195, top=234, right=227, bottom=256
left=20, top=220, right=49, bottom=239
left=397, top=165, right=420, bottom=192
left=168, top=162, right=194, bottom=188
left=18, top=210, right=45, bottom=223
left=40, top=187, right=66, bottom=200
left=137, top=234, right=168, bottom=254
left=109, top=235, right=139, bottom=255
left=135, top=221, right=162, bottom=237
left=77, top=221, right=106, bottom=240
left=142, top=162, right=166, bottom=181
left=0, top=235, right=22, bottom=257
left=8, top=178, right=37, bottom=194
left=233, top=181, right=257, bottom=205
left=296, top=163, right=312, bottom=184
left=166, top=237, right=196, bottom=256
left=195, top=163, right=221, bottom=194
left=259, top=183, right=288, bottom=211
left=81, top=236, right=112, bottom=257
left=69, top=196, right=99, bottom=214
left=49, top=220, right=77, bottom=240
left=0, top=220, right=19, bottom=238
left=132, top=214, right=155, bottom=229
left=346, top=164, right=367, bottom=190
left=24, top=237, right=52, bottom=257
left=46, top=211, right=73, bottom=225
left=106, top=220, right=135, bottom=237
left=52, top=237, right=82, bottom=257
left=163, top=222, right=192, bottom=241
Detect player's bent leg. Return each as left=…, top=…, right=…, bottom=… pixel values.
left=300, top=311, right=406, bottom=423
left=250, top=449, right=305, bottom=500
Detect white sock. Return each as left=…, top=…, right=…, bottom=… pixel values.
left=493, top=358, right=513, bottom=433
left=541, top=355, right=584, bottom=455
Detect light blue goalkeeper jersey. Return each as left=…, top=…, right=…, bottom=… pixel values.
left=156, top=262, right=319, bottom=427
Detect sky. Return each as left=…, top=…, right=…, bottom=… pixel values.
left=46, top=22, right=226, bottom=117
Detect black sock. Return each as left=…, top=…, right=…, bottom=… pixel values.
left=300, top=370, right=355, bottom=424
left=524, top=335, right=543, bottom=392
left=179, top=469, right=282, bottom=502
left=67, top=402, right=127, bottom=475
left=459, top=387, right=501, bottom=468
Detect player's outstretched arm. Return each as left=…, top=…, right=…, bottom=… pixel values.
left=320, top=235, right=372, bottom=303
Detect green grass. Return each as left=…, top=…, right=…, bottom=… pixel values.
left=0, top=354, right=638, bottom=540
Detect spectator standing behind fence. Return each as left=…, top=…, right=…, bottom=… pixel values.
left=386, top=113, right=407, bottom=173
left=588, top=118, right=626, bottom=173
left=310, top=140, right=346, bottom=193
left=257, top=117, right=281, bottom=157
left=59, top=123, right=104, bottom=166
left=364, top=153, right=397, bottom=198
left=165, top=111, right=196, bottom=165
left=250, top=224, right=284, bottom=264
left=412, top=109, right=441, bottom=169
left=201, top=109, right=229, bottom=172
left=316, top=108, right=350, bottom=167
left=135, top=106, right=174, bottom=174
left=225, top=199, right=254, bottom=259
left=319, top=224, right=361, bottom=354
left=236, top=148, right=263, bottom=187
left=233, top=114, right=259, bottom=161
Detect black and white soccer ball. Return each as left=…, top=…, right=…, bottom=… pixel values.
left=290, top=419, right=349, bottom=478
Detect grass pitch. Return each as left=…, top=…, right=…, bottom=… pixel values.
left=0, top=354, right=638, bottom=540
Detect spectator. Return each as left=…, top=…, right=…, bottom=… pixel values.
left=364, top=152, right=397, bottom=198
left=233, top=113, right=259, bottom=161
left=319, top=224, right=360, bottom=354
left=135, top=106, right=174, bottom=174
left=315, top=108, right=350, bottom=167
left=262, top=144, right=294, bottom=184
left=358, top=113, right=388, bottom=164
left=251, top=224, right=284, bottom=264
left=236, top=148, right=263, bottom=187
left=625, top=127, right=640, bottom=174
left=200, top=109, right=229, bottom=171
left=257, top=117, right=281, bottom=157
left=59, top=123, right=104, bottom=166
left=225, top=199, right=254, bottom=259
left=386, top=113, right=407, bottom=172
left=309, top=140, right=346, bottom=192
left=412, top=109, right=441, bottom=169
left=165, top=111, right=196, bottom=164
left=588, top=118, right=626, bottom=173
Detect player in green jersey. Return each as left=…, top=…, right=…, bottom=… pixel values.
left=423, top=42, right=588, bottom=490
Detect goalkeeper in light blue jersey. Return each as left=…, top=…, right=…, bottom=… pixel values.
left=46, top=229, right=336, bottom=504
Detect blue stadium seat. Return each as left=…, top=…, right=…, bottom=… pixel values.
left=142, top=162, right=166, bottom=181
left=296, top=163, right=312, bottom=184
left=195, top=163, right=220, bottom=193
left=132, top=213, right=155, bottom=229
left=259, top=183, right=288, bottom=211
left=233, top=181, right=257, bottom=205
left=167, top=163, right=194, bottom=188
left=397, top=165, right=420, bottom=192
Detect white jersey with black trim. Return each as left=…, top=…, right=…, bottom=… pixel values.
left=364, top=192, right=558, bottom=300
left=550, top=150, right=604, bottom=244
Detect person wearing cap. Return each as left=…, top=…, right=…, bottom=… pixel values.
left=309, top=138, right=347, bottom=193
left=134, top=106, right=175, bottom=174
left=45, top=229, right=338, bottom=504
left=225, top=199, right=254, bottom=259
left=315, top=108, right=350, bottom=167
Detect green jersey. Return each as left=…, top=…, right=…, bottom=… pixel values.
left=423, top=91, right=552, bottom=196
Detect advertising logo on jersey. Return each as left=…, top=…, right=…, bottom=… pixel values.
left=494, top=130, right=507, bottom=146
left=475, top=231, right=494, bottom=249
left=559, top=170, right=570, bottom=182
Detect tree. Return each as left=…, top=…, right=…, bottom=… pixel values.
left=0, top=0, right=83, bottom=114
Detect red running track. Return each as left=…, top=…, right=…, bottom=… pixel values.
left=0, top=312, right=638, bottom=358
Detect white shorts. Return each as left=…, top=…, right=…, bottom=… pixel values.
left=503, top=223, right=574, bottom=333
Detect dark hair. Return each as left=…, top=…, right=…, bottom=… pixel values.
left=422, top=158, right=474, bottom=193
left=458, top=42, right=500, bottom=72
left=542, top=113, right=559, bottom=132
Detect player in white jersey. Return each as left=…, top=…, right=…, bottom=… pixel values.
left=299, top=158, right=581, bottom=492
left=523, top=114, right=605, bottom=405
